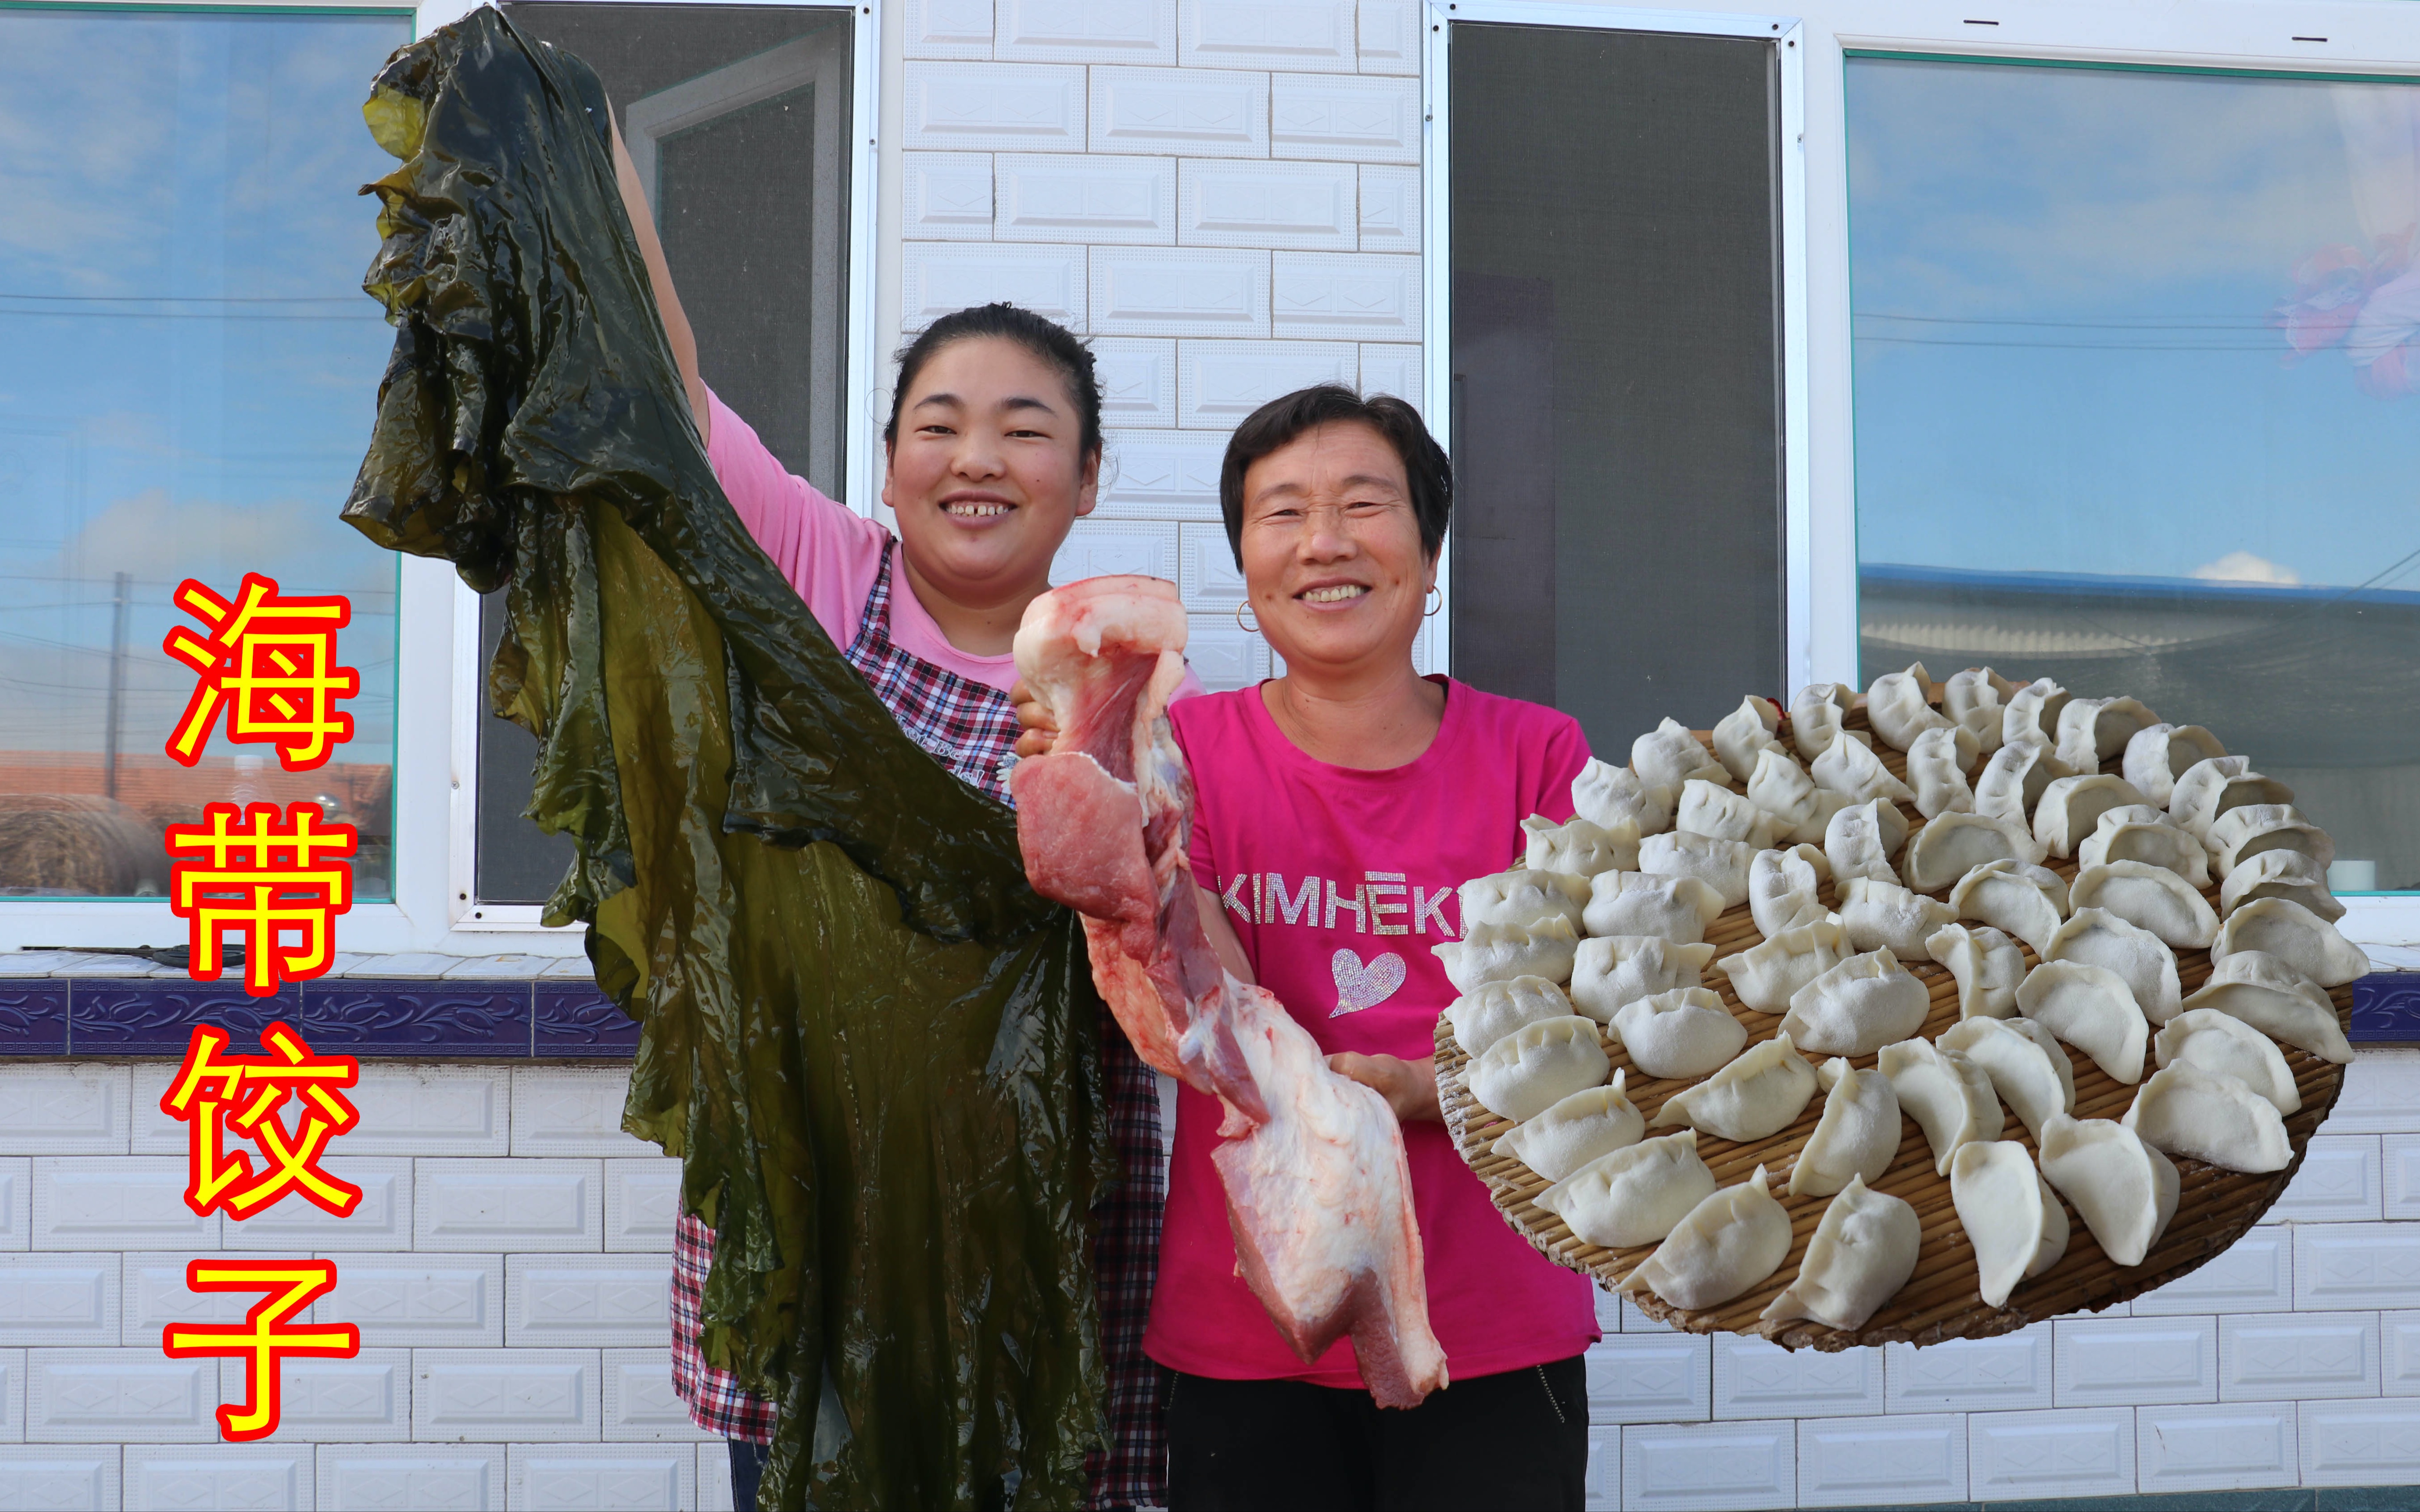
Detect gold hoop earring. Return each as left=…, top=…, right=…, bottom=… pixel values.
left=1235, top=599, right=1259, bottom=634
left=1424, top=584, right=1442, bottom=618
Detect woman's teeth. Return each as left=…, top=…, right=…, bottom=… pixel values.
left=1301, top=584, right=1368, bottom=603
left=945, top=500, right=1011, bottom=518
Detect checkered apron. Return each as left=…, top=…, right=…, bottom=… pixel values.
left=671, top=538, right=1169, bottom=1508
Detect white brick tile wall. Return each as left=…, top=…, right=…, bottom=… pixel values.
left=283, top=1068, right=508, bottom=1159
left=1586, top=1332, right=1710, bottom=1424
left=316, top=1442, right=505, bottom=1512
left=2386, top=1309, right=2420, bottom=1394
left=414, top=1161, right=602, bottom=1254
left=1179, top=522, right=1247, bottom=607
left=2221, top=1310, right=2381, bottom=1400
left=413, top=1349, right=599, bottom=1443
left=995, top=0, right=1176, bottom=65
left=2053, top=1314, right=2219, bottom=1406
left=1360, top=341, right=1421, bottom=406
left=1969, top=1404, right=2135, bottom=1500
left=2134, top=1226, right=2292, bottom=1313
left=2300, top=1396, right=2420, bottom=1484
left=1583, top=1424, right=1618, bottom=1511
left=1183, top=0, right=1356, bottom=72
left=224, top=1157, right=412, bottom=1252
left=0, top=1253, right=117, bottom=1348
left=507, top=1442, right=693, bottom=1512
left=699, top=1442, right=738, bottom=1512
left=1271, top=73, right=1420, bottom=163
left=27, top=1348, right=220, bottom=1442
left=506, top=1071, right=652, bottom=1159
left=996, top=153, right=1177, bottom=243
left=1090, top=246, right=1270, bottom=336
left=1095, top=338, right=1180, bottom=426
left=903, top=62, right=1087, bottom=152
left=2138, top=1400, right=2300, bottom=1494
left=122, top=1254, right=248, bottom=1346
left=2325, top=1049, right=2420, bottom=1135
left=1357, top=162, right=1419, bottom=251
left=2296, top=1221, right=2420, bottom=1310
left=1356, top=0, right=1419, bottom=74
left=0, top=1445, right=116, bottom=1511
left=0, top=1065, right=129, bottom=1155
left=601, top=1159, right=680, bottom=1254
left=1619, top=1296, right=1672, bottom=1333
left=2384, top=1132, right=2420, bottom=1219
left=1053, top=519, right=1181, bottom=586
left=32, top=1159, right=216, bottom=1252
left=124, top=1444, right=313, bottom=1509
left=314, top=1253, right=504, bottom=1348
left=1097, top=428, right=1223, bottom=520
left=504, top=1255, right=670, bottom=1349
left=904, top=243, right=1089, bottom=331
left=231, top=1349, right=410, bottom=1442
left=1711, top=1335, right=1884, bottom=1419
left=904, top=151, right=996, bottom=240
left=600, top=1348, right=712, bottom=1442
left=0, top=1346, right=23, bottom=1440
left=1176, top=338, right=1357, bottom=426
left=904, top=0, right=994, bottom=59
left=2264, top=1133, right=2384, bottom=1223
left=1091, top=65, right=1269, bottom=157
left=1272, top=250, right=1421, bottom=340
left=1796, top=1413, right=1966, bottom=1508
left=1184, top=614, right=1272, bottom=690
left=1884, top=1324, right=2053, bottom=1412
left=1179, top=158, right=1357, bottom=250
left=1623, top=1418, right=1795, bottom=1512
left=0, top=1158, right=24, bottom=1254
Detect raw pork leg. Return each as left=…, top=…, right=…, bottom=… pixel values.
left=1009, top=576, right=1449, bottom=1409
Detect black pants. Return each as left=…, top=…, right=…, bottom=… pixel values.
left=1165, top=1357, right=1590, bottom=1512
left=728, top=1439, right=767, bottom=1512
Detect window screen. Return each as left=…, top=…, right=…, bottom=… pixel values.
left=1449, top=22, right=1784, bottom=749
left=475, top=3, right=853, bottom=905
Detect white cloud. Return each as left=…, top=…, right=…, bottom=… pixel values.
left=2191, top=550, right=2302, bottom=586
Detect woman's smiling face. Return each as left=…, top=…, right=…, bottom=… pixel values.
left=1238, top=419, right=1433, bottom=678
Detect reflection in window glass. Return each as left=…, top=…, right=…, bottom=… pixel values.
left=1849, top=56, right=2420, bottom=892
left=0, top=8, right=409, bottom=898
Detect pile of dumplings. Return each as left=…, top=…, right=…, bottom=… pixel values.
left=1436, top=664, right=2360, bottom=1339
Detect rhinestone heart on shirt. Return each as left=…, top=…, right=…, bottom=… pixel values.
left=1331, top=948, right=1408, bottom=1017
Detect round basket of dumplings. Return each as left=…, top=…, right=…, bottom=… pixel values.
left=1433, top=669, right=2360, bottom=1349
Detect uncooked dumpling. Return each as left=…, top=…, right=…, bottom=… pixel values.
left=2122, top=723, right=2227, bottom=809
left=1974, top=738, right=2072, bottom=829
left=1748, top=844, right=1831, bottom=937
left=1468, top=1015, right=1610, bottom=1122
left=1927, top=922, right=2026, bottom=1019
left=2123, top=1060, right=2291, bottom=1173
left=2208, top=804, right=2335, bottom=879
left=2079, top=810, right=2210, bottom=888
left=1651, top=1031, right=1819, bottom=1142
left=1613, top=987, right=1750, bottom=1080
left=1949, top=858, right=2070, bottom=956
left=1826, top=799, right=1905, bottom=887
left=1435, top=915, right=1581, bottom=992
left=1677, top=779, right=1791, bottom=850
left=1788, top=1057, right=1901, bottom=1198
left=1713, top=695, right=1786, bottom=781
left=2044, top=908, right=2182, bottom=1024
left=2153, top=1009, right=2301, bottom=1115
left=1569, top=936, right=1718, bottom=1024
left=1635, top=718, right=1730, bottom=790
left=1492, top=1072, right=1645, bottom=1181
left=1880, top=1037, right=2002, bottom=1175
left=2167, top=754, right=2252, bottom=840
left=1839, top=877, right=1958, bottom=956
left=1573, top=758, right=1679, bottom=837
left=1940, top=1016, right=2075, bottom=1139
left=2001, top=677, right=2071, bottom=749
left=1791, top=683, right=1854, bottom=761
left=2037, top=1113, right=2180, bottom=1266
left=2068, top=861, right=2220, bottom=950
left=1584, top=871, right=1728, bottom=943
left=2017, top=958, right=2149, bottom=1084
left=2032, top=774, right=2149, bottom=860
left=1945, top=667, right=2016, bottom=757
left=2054, top=694, right=2159, bottom=772
left=1812, top=730, right=1917, bottom=806
left=1748, top=746, right=1854, bottom=846
left=2212, top=897, right=2370, bottom=988
left=1639, top=831, right=1758, bottom=910
left=2179, top=950, right=2352, bottom=1064
left=1622, top=1164, right=1793, bottom=1311
left=1867, top=662, right=1951, bottom=751
left=1718, top=919, right=1849, bottom=1015
left=1907, top=724, right=1980, bottom=818
left=1780, top=945, right=1931, bottom=1056
left=1536, top=1129, right=1718, bottom=1249
left=1522, top=814, right=1639, bottom=878
left=1461, top=869, right=1593, bottom=931
left=2219, top=850, right=2342, bottom=923
left=1902, top=811, right=2044, bottom=892
left=1951, top=1141, right=2070, bottom=1308
left=2188, top=773, right=2302, bottom=847
left=1760, top=1174, right=1920, bottom=1332
left=1448, top=976, right=1577, bottom=1057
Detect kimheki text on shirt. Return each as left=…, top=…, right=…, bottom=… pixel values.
left=1219, top=871, right=1458, bottom=937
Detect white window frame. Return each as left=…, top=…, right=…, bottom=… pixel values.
left=1423, top=0, right=2420, bottom=945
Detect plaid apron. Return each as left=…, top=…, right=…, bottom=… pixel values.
left=672, top=538, right=1169, bottom=1508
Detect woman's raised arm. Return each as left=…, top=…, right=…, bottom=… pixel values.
left=608, top=114, right=710, bottom=442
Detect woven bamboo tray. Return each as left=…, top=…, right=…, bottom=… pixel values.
left=1435, top=699, right=2352, bottom=1351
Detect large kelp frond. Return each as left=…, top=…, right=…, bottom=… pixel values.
left=342, top=10, right=1110, bottom=1507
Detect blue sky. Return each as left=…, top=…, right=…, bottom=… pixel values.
left=1847, top=56, right=2420, bottom=594
left=0, top=9, right=409, bottom=759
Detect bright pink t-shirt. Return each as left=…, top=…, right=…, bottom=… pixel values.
left=1145, top=678, right=1602, bottom=1388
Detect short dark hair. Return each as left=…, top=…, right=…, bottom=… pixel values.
left=883, top=302, right=1102, bottom=461
left=1219, top=385, right=1451, bottom=566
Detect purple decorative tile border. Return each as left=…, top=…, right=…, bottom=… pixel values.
left=2353, top=971, right=2420, bottom=1044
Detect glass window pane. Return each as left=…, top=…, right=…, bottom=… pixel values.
left=1850, top=56, right=2420, bottom=892
left=0, top=7, right=409, bottom=900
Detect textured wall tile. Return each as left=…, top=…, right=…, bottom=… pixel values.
left=510, top=1069, right=651, bottom=1159
left=1620, top=1297, right=1673, bottom=1333
left=1273, top=250, right=1419, bottom=340
left=70, top=981, right=295, bottom=1056
left=1051, top=520, right=1180, bottom=586
left=997, top=153, right=1175, bottom=243
left=1583, top=1423, right=1617, bottom=1510
left=414, top=1350, right=599, bottom=1443
left=1094, top=428, right=1223, bottom=520
left=2054, top=1315, right=2218, bottom=1406
left=1176, top=339, right=1357, bottom=426
left=415, top=1161, right=601, bottom=1253
left=1622, top=1417, right=1793, bottom=1512
left=1797, top=1413, right=1966, bottom=1508
left=604, top=1159, right=682, bottom=1254
left=2328, top=1049, right=2420, bottom=1134
left=2387, top=1309, right=2420, bottom=1395
left=905, top=0, right=993, bottom=59
left=0, top=982, right=67, bottom=1055
left=341, top=1068, right=510, bottom=1158
left=0, top=1347, right=22, bottom=1440
left=1271, top=73, right=1419, bottom=163
left=601, top=1348, right=713, bottom=1441
left=123, top=1445, right=311, bottom=1509
left=1179, top=523, right=1247, bottom=608
left=1357, top=163, right=1419, bottom=251
left=0, top=1445, right=115, bottom=1510
left=905, top=152, right=995, bottom=240
left=1179, top=159, right=1356, bottom=250
left=1884, top=1324, right=2053, bottom=1412
left=904, top=244, right=1087, bottom=332
left=223, top=1158, right=411, bottom=1252
left=1090, top=66, right=1269, bottom=158
left=2221, top=1310, right=2380, bottom=1400
left=26, top=1348, right=218, bottom=1442
left=1359, top=342, right=1421, bottom=408
left=1182, top=615, right=1271, bottom=693
left=1713, top=1335, right=1883, bottom=1420
left=2384, top=1133, right=2420, bottom=1219
left=315, top=1254, right=502, bottom=1348
left=305, top=980, right=532, bottom=1058
left=123, top=1254, right=247, bottom=1348
left=2262, top=1133, right=2383, bottom=1222
left=0, top=1066, right=128, bottom=1155
left=1090, top=247, right=1268, bottom=336
left=1183, top=0, right=1354, bottom=71
left=1585, top=1332, right=1709, bottom=1424
left=2297, top=1221, right=2420, bottom=1310
left=506, top=1255, right=670, bottom=1349
left=1357, top=0, right=1419, bottom=74
left=1094, top=339, right=1180, bottom=429
left=316, top=1443, right=505, bottom=1512
left=0, top=1157, right=25, bottom=1252
left=1595, top=1286, right=1623, bottom=1333
left=32, top=1158, right=216, bottom=1252
left=227, top=1348, right=409, bottom=1442
left=509, top=1443, right=693, bottom=1511
left=996, top=0, right=1175, bottom=65
left=1968, top=1405, right=2135, bottom=1500
left=905, top=62, right=1086, bottom=152
left=532, top=985, right=636, bottom=1060
left=2138, top=1400, right=2299, bottom=1493
left=699, top=1442, right=738, bottom=1512
left=2300, top=1396, right=2420, bottom=1485
left=2133, top=1227, right=2291, bottom=1314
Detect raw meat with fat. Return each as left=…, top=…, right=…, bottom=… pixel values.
left=1010, top=576, right=1449, bottom=1408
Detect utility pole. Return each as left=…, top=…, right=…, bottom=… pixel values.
left=102, top=570, right=130, bottom=801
